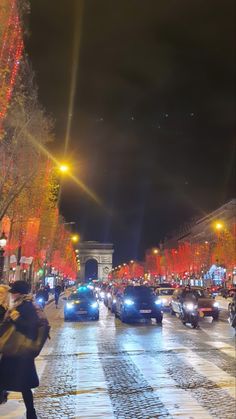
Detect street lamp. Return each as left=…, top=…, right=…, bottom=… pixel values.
left=213, top=221, right=224, bottom=231
left=59, top=163, right=70, bottom=174
left=71, top=234, right=80, bottom=243
left=0, top=232, right=7, bottom=282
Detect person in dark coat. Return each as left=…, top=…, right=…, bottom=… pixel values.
left=54, top=284, right=62, bottom=308
left=44, top=284, right=50, bottom=300
left=0, top=281, right=39, bottom=419
left=0, top=284, right=10, bottom=404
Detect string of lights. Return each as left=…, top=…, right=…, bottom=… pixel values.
left=0, top=0, right=23, bottom=131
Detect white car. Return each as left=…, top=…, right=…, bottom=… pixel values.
left=156, top=288, right=175, bottom=309
left=215, top=295, right=233, bottom=311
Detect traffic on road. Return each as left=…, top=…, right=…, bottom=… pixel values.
left=1, top=281, right=235, bottom=419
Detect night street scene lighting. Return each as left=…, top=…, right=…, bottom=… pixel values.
left=0, top=1, right=235, bottom=418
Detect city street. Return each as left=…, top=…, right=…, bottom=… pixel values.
left=1, top=299, right=235, bottom=419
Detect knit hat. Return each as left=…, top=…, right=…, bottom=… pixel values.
left=9, top=280, right=29, bottom=294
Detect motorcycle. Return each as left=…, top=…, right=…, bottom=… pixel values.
left=36, top=297, right=46, bottom=309
left=180, top=302, right=199, bottom=328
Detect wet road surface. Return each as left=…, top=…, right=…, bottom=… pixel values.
left=1, top=300, right=235, bottom=419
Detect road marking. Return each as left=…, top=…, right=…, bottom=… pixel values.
left=205, top=341, right=236, bottom=358
left=178, top=350, right=236, bottom=399
left=127, top=351, right=212, bottom=418
left=74, top=341, right=114, bottom=418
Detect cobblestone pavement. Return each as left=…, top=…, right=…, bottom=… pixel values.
left=1, top=302, right=235, bottom=419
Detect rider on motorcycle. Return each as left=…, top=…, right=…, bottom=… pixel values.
left=179, top=286, right=199, bottom=328
left=35, top=286, right=47, bottom=308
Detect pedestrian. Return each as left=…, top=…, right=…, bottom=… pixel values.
left=65, top=287, right=72, bottom=300
left=0, top=281, right=39, bottom=419
left=45, top=283, right=51, bottom=299
left=0, top=284, right=10, bottom=404
left=54, top=284, right=62, bottom=308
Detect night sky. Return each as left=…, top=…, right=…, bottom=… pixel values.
left=27, top=0, right=235, bottom=264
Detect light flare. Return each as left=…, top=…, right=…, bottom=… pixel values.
left=64, top=0, right=84, bottom=154
left=21, top=130, right=104, bottom=207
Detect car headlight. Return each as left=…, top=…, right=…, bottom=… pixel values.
left=66, top=302, right=74, bottom=309
left=124, top=299, right=134, bottom=306
left=184, top=302, right=198, bottom=311
left=91, top=302, right=98, bottom=309
left=213, top=302, right=219, bottom=308
left=155, top=300, right=162, bottom=305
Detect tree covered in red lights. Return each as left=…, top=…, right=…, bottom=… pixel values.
left=0, top=0, right=29, bottom=135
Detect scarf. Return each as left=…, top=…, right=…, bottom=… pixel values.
left=4, top=294, right=33, bottom=321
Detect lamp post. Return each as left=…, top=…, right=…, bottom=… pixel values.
left=0, top=232, right=7, bottom=282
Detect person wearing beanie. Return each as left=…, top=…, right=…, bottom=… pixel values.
left=0, top=280, right=39, bottom=419
left=0, top=284, right=10, bottom=404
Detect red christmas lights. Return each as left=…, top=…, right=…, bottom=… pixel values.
left=0, top=0, right=23, bottom=129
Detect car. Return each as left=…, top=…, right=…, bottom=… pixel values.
left=171, top=287, right=219, bottom=320
left=157, top=282, right=175, bottom=288
left=155, top=287, right=175, bottom=310
left=115, top=285, right=163, bottom=323
left=64, top=287, right=99, bottom=321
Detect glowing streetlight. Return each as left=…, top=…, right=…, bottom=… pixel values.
left=59, top=164, right=70, bottom=173
left=214, top=221, right=224, bottom=231
left=71, top=234, right=80, bottom=243
left=153, top=248, right=159, bottom=254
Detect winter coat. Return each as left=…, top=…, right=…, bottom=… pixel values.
left=0, top=298, right=39, bottom=391
left=0, top=305, right=6, bottom=322
left=54, top=285, right=62, bottom=296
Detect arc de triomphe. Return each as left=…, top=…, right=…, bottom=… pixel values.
left=78, top=241, right=114, bottom=282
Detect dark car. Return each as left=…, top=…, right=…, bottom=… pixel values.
left=171, top=287, right=219, bottom=320
left=64, top=287, right=99, bottom=321
left=115, top=285, right=163, bottom=323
